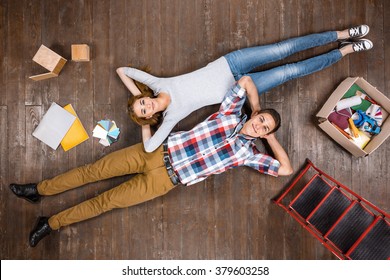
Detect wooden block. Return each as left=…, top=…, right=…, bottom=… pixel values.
left=30, top=44, right=67, bottom=81
left=29, top=72, right=58, bottom=81
left=71, top=44, right=90, bottom=61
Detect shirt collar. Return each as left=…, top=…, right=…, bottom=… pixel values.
left=230, top=114, right=257, bottom=141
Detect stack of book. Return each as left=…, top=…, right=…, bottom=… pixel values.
left=32, top=102, right=89, bottom=151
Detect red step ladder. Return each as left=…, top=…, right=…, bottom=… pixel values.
left=274, top=159, right=390, bottom=260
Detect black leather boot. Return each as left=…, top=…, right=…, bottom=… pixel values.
left=29, top=216, right=52, bottom=247
left=9, top=183, right=41, bottom=203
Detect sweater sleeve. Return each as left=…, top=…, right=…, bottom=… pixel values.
left=143, top=119, right=177, bottom=153
left=123, top=67, right=161, bottom=93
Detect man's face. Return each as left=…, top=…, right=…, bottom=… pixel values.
left=243, top=112, right=276, bottom=138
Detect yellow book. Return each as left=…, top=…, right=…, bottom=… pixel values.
left=60, top=104, right=89, bottom=151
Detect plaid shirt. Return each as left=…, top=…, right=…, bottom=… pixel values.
left=167, top=84, right=280, bottom=186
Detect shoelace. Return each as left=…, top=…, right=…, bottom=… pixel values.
left=349, top=27, right=361, bottom=37
left=353, top=42, right=366, bottom=52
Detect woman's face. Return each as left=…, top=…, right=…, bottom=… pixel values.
left=132, top=97, right=157, bottom=119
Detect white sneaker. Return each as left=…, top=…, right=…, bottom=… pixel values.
left=348, top=25, right=370, bottom=39
left=340, top=39, right=373, bottom=52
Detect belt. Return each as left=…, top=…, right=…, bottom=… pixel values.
left=162, top=141, right=180, bottom=186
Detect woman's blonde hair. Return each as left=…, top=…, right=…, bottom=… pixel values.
left=128, top=75, right=162, bottom=126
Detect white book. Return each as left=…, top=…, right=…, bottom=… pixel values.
left=32, top=102, right=76, bottom=150
left=92, top=125, right=108, bottom=139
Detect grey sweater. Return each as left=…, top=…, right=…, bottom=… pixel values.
left=124, top=57, right=235, bottom=152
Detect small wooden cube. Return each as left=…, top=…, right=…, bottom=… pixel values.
left=71, top=44, right=90, bottom=62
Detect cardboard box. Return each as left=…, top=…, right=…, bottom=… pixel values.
left=317, top=77, right=390, bottom=157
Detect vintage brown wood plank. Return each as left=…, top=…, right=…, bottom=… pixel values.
left=213, top=170, right=234, bottom=259
left=231, top=167, right=251, bottom=258
left=204, top=178, right=217, bottom=260
left=24, top=0, right=43, bottom=106
left=6, top=0, right=27, bottom=259
left=0, top=106, right=9, bottom=258
left=246, top=168, right=267, bottom=259
left=230, top=0, right=250, bottom=50
left=24, top=105, right=44, bottom=259
left=124, top=0, right=146, bottom=70
left=92, top=0, right=110, bottom=106
left=203, top=0, right=230, bottom=63
left=23, top=0, right=43, bottom=179
left=0, top=3, right=6, bottom=106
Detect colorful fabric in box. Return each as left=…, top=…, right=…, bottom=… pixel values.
left=352, top=110, right=381, bottom=135
left=366, top=104, right=383, bottom=126
left=342, top=84, right=372, bottom=111
left=328, top=108, right=352, bottom=130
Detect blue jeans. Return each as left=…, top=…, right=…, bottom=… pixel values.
left=224, top=31, right=342, bottom=94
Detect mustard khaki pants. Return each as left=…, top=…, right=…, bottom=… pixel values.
left=37, top=143, right=175, bottom=230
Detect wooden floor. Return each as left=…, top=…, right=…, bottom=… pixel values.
left=1, top=0, right=389, bottom=260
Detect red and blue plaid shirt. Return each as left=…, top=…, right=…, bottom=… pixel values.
left=167, top=84, right=280, bottom=186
